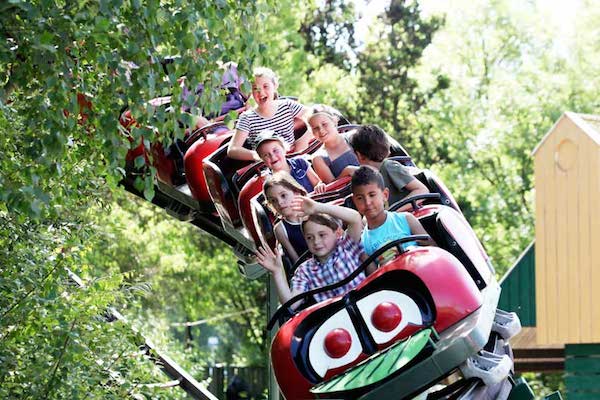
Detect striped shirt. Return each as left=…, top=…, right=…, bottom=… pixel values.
left=291, top=234, right=366, bottom=303
left=235, top=99, right=304, bottom=148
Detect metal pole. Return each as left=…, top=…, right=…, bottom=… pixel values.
left=267, top=275, right=281, bottom=400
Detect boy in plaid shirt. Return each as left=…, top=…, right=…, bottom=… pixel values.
left=256, top=197, right=372, bottom=306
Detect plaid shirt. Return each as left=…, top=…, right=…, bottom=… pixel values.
left=291, top=234, right=366, bottom=303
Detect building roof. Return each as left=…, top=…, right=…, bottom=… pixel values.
left=532, top=112, right=600, bottom=155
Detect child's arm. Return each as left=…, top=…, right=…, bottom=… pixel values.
left=227, top=129, right=261, bottom=161
left=362, top=253, right=378, bottom=276
left=338, top=165, right=359, bottom=178
left=306, top=167, right=326, bottom=194
left=274, top=222, right=300, bottom=264
left=312, top=156, right=336, bottom=184
left=293, top=196, right=363, bottom=243
left=396, top=180, right=429, bottom=212
left=405, top=213, right=436, bottom=246
left=256, top=246, right=294, bottom=304
left=290, top=107, right=312, bottom=152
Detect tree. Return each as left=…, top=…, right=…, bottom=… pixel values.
left=1, top=0, right=272, bottom=217
left=0, top=1, right=274, bottom=397
left=299, top=0, right=358, bottom=73
left=412, top=0, right=600, bottom=274
left=355, top=0, right=448, bottom=148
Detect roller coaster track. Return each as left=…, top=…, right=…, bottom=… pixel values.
left=66, top=268, right=217, bottom=400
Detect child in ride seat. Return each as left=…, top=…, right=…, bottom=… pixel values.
left=351, top=166, right=434, bottom=259
left=227, top=67, right=311, bottom=161
left=307, top=104, right=360, bottom=183
left=263, top=172, right=309, bottom=266
left=256, top=196, right=372, bottom=306
left=255, top=129, right=325, bottom=194
left=349, top=124, right=429, bottom=211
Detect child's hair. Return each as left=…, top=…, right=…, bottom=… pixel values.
left=253, top=67, right=279, bottom=86
left=301, top=213, right=341, bottom=233
left=351, top=165, right=385, bottom=191
left=349, top=124, right=390, bottom=162
left=306, top=104, right=339, bottom=124
left=254, top=129, right=288, bottom=152
left=263, top=171, right=307, bottom=212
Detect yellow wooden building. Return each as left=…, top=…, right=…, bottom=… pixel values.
left=533, top=112, right=600, bottom=345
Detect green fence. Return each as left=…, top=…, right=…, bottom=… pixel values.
left=565, top=344, right=600, bottom=399
left=498, top=241, right=536, bottom=326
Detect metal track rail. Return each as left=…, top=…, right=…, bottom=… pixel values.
left=66, top=269, right=218, bottom=400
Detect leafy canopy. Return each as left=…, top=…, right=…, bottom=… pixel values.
left=1, top=0, right=271, bottom=218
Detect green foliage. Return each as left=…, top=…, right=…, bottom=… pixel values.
left=355, top=0, right=447, bottom=132
left=0, top=213, right=163, bottom=399
left=83, top=195, right=268, bottom=366
left=0, top=0, right=274, bottom=397
left=412, top=0, right=600, bottom=273
left=300, top=0, right=357, bottom=72
left=522, top=372, right=565, bottom=399
left=1, top=0, right=271, bottom=218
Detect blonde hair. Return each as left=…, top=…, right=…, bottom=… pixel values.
left=306, top=104, right=339, bottom=124
left=253, top=67, right=279, bottom=87
left=263, top=171, right=307, bottom=214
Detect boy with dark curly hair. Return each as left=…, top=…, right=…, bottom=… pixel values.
left=349, top=124, right=429, bottom=211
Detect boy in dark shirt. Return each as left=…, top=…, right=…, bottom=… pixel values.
left=349, top=125, right=429, bottom=211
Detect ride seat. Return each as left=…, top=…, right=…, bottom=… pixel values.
left=414, top=169, right=462, bottom=213
left=432, top=206, right=493, bottom=290
left=184, top=123, right=232, bottom=204
left=250, top=193, right=276, bottom=252
left=203, top=142, right=253, bottom=228
left=239, top=173, right=269, bottom=245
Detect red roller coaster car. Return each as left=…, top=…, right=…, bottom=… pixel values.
left=119, top=90, right=530, bottom=399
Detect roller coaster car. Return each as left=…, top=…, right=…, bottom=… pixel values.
left=268, top=195, right=499, bottom=400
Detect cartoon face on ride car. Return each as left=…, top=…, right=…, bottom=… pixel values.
left=270, top=245, right=483, bottom=400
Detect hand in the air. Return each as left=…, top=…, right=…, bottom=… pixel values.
left=291, top=196, right=320, bottom=218
left=255, top=245, right=282, bottom=273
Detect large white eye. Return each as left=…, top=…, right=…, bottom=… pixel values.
left=308, top=309, right=362, bottom=378
left=356, top=290, right=423, bottom=344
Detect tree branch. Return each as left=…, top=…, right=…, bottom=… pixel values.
left=0, top=255, right=65, bottom=323
left=44, top=319, right=77, bottom=397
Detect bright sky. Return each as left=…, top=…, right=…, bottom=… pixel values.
left=353, top=0, right=580, bottom=45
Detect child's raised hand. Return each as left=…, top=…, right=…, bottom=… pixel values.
left=291, top=196, right=319, bottom=218
left=255, top=245, right=282, bottom=273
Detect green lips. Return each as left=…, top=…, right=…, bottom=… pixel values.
left=311, top=328, right=433, bottom=396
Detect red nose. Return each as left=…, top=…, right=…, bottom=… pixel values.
left=324, top=328, right=352, bottom=358
left=371, top=302, right=402, bottom=332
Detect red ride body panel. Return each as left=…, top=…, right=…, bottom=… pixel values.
left=238, top=174, right=267, bottom=244
left=121, top=108, right=175, bottom=184
left=152, top=142, right=176, bottom=185
left=184, top=128, right=232, bottom=202
left=270, top=246, right=482, bottom=400
left=411, top=204, right=442, bottom=219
